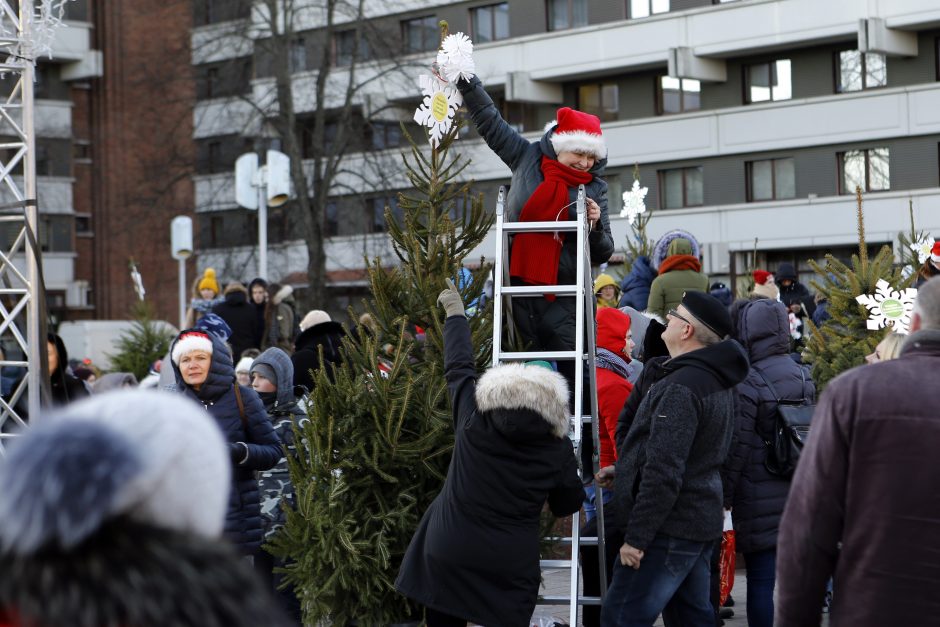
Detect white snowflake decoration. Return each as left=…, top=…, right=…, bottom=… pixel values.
left=620, top=179, right=649, bottom=224
left=413, top=74, right=462, bottom=148
left=436, top=32, right=475, bottom=83
left=0, top=0, right=72, bottom=67
left=855, top=279, right=918, bottom=334
left=911, top=236, right=935, bottom=264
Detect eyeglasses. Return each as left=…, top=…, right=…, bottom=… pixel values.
left=667, top=309, right=693, bottom=326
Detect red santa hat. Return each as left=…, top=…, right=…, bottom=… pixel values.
left=753, top=269, right=772, bottom=285
left=547, top=107, right=607, bottom=160
left=931, top=241, right=940, bottom=263
left=171, top=331, right=213, bottom=365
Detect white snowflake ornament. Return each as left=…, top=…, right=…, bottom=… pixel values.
left=911, top=236, right=935, bottom=264
left=436, top=32, right=476, bottom=83
left=414, top=74, right=463, bottom=148
left=855, top=279, right=918, bottom=334
left=620, top=179, right=649, bottom=224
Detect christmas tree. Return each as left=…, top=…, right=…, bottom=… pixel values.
left=106, top=301, right=174, bottom=380
left=270, top=119, right=494, bottom=624
left=803, top=188, right=908, bottom=390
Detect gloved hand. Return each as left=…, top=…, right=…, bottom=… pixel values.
left=229, top=442, right=248, bottom=465
left=437, top=278, right=465, bottom=318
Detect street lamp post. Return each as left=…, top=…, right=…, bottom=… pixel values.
left=171, top=216, right=193, bottom=330
left=235, top=150, right=290, bottom=280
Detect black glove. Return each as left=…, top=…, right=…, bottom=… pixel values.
left=437, top=278, right=465, bottom=318
left=229, top=442, right=248, bottom=465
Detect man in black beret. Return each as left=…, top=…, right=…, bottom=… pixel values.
left=598, top=291, right=749, bottom=626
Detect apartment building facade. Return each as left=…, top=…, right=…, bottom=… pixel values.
left=192, top=0, right=940, bottom=310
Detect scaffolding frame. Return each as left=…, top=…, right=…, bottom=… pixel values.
left=0, top=0, right=43, bottom=453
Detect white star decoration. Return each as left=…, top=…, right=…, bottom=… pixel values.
left=620, top=179, right=649, bottom=224
left=413, top=74, right=463, bottom=148
left=436, top=32, right=476, bottom=83
left=911, top=236, right=935, bottom=264
left=856, top=279, right=918, bottom=334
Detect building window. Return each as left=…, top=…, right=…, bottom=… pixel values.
left=402, top=15, right=438, bottom=53
left=209, top=215, right=225, bottom=247
left=326, top=201, right=339, bottom=236
left=207, top=141, right=222, bottom=174
left=659, top=167, right=703, bottom=209
left=658, top=76, right=700, bottom=114
left=547, top=0, right=587, bottom=31
left=836, top=50, right=887, bottom=92
left=840, top=148, right=889, bottom=193
left=577, top=83, right=619, bottom=122
left=333, top=29, right=370, bottom=67
left=747, top=158, right=795, bottom=201
left=629, top=0, right=669, bottom=19
left=472, top=3, right=509, bottom=43
left=370, top=121, right=403, bottom=150
left=206, top=67, right=218, bottom=98
left=289, top=38, right=307, bottom=72
left=372, top=196, right=400, bottom=233
left=745, top=59, right=791, bottom=103
left=75, top=214, right=92, bottom=236
left=39, top=215, right=73, bottom=252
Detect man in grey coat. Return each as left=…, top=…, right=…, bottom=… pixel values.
left=598, top=291, right=749, bottom=626
left=776, top=276, right=940, bottom=626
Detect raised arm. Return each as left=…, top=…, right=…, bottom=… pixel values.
left=439, top=280, right=478, bottom=430
left=457, top=76, right=532, bottom=171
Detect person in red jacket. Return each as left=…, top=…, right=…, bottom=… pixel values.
left=581, top=307, right=635, bottom=627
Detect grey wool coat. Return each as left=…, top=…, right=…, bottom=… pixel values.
left=396, top=315, right=583, bottom=627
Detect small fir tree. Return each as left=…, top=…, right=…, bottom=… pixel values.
left=106, top=301, right=174, bottom=380
left=896, top=198, right=930, bottom=272
left=802, top=188, right=906, bottom=390
left=270, top=118, right=494, bottom=624
left=617, top=165, right=654, bottom=278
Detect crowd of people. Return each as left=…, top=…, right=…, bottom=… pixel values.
left=3, top=86, right=940, bottom=627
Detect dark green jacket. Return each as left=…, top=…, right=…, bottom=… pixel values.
left=647, top=238, right=709, bottom=318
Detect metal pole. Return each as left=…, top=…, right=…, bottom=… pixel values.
left=21, top=0, right=41, bottom=417
left=257, top=175, right=267, bottom=279
left=178, top=258, right=186, bottom=329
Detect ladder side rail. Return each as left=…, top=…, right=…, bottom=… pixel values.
left=567, top=184, right=587, bottom=627
left=491, top=186, right=506, bottom=368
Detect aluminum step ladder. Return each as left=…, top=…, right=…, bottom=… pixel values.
left=491, top=184, right=607, bottom=626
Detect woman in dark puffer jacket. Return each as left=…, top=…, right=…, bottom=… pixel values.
left=721, top=298, right=816, bottom=627
left=170, top=329, right=282, bottom=557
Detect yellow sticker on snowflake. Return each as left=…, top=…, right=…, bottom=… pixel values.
left=431, top=92, right=449, bottom=122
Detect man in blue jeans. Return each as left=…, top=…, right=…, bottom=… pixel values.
left=596, top=292, right=748, bottom=626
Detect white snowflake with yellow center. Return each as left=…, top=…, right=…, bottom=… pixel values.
left=911, top=236, right=935, bottom=264
left=855, top=279, right=918, bottom=334
left=414, top=74, right=463, bottom=148
left=620, top=179, right=649, bottom=224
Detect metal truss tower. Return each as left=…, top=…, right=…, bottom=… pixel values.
left=0, top=0, right=43, bottom=454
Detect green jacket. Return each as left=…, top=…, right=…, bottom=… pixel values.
left=647, top=238, right=709, bottom=318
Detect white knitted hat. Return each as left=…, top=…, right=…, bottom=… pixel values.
left=300, top=309, right=331, bottom=331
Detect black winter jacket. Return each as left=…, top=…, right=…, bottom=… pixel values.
left=396, top=316, right=582, bottom=627
left=776, top=262, right=816, bottom=318
left=291, top=320, right=345, bottom=393
left=721, top=299, right=815, bottom=554
left=47, top=333, right=89, bottom=407
left=212, top=289, right=258, bottom=359
left=171, top=332, right=282, bottom=554
left=613, top=340, right=749, bottom=550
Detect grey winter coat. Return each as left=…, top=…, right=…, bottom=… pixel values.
left=721, top=299, right=815, bottom=554
left=613, top=340, right=749, bottom=550
left=252, top=347, right=307, bottom=539
left=396, top=315, right=583, bottom=627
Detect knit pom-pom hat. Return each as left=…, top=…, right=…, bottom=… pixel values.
left=546, top=107, right=607, bottom=160
left=197, top=268, right=220, bottom=295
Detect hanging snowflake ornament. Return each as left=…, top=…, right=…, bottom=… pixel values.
left=436, top=32, right=476, bottom=83
left=911, top=236, right=935, bottom=264
left=414, top=74, right=462, bottom=147
left=620, top=179, right=649, bottom=224
left=855, top=279, right=918, bottom=334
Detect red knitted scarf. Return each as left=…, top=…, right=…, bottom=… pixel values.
left=510, top=157, right=593, bottom=296
left=658, top=254, right=702, bottom=275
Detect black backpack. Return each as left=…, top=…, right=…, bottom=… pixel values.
left=755, top=367, right=815, bottom=478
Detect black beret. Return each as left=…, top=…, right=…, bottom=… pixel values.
left=682, top=290, right=732, bottom=340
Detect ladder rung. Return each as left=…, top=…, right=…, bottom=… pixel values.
left=552, top=536, right=598, bottom=546
left=500, top=284, right=578, bottom=296
left=539, top=595, right=603, bottom=605
left=498, top=350, right=579, bottom=361
left=501, top=220, right=580, bottom=233
left=579, top=415, right=593, bottom=424
left=540, top=559, right=572, bottom=568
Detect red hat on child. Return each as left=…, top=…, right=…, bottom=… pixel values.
left=548, top=107, right=607, bottom=160
left=931, top=241, right=940, bottom=263
left=753, top=269, right=772, bottom=285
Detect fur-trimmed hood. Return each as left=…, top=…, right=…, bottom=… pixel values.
left=474, top=363, right=570, bottom=439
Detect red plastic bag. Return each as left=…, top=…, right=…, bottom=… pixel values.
left=719, top=528, right=736, bottom=606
